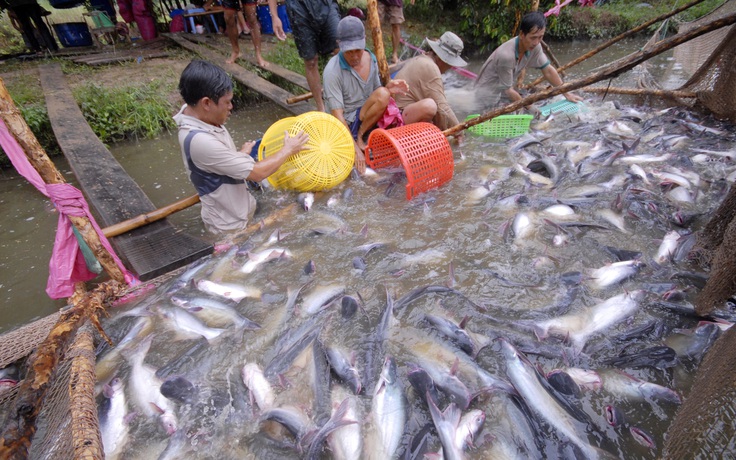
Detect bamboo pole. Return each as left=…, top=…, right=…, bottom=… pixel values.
left=286, top=92, right=314, bottom=104
left=443, top=10, right=736, bottom=138
left=366, top=0, right=391, bottom=86
left=0, top=281, right=125, bottom=459
left=0, top=79, right=126, bottom=284
left=102, top=194, right=201, bottom=238
left=582, top=86, right=697, bottom=97
left=524, top=0, right=709, bottom=88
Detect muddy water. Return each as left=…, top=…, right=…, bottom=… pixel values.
left=102, top=92, right=733, bottom=457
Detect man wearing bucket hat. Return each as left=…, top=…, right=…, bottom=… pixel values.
left=174, top=60, right=309, bottom=234
left=475, top=11, right=582, bottom=111
left=323, top=15, right=411, bottom=173
left=392, top=31, right=466, bottom=133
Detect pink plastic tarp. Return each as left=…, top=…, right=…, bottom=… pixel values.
left=0, top=119, right=137, bottom=299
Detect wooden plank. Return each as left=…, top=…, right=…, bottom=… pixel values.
left=73, top=51, right=172, bottom=66
left=38, top=62, right=212, bottom=280
left=182, top=33, right=310, bottom=90
left=164, top=32, right=315, bottom=115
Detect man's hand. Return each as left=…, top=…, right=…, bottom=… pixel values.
left=282, top=130, right=309, bottom=156
left=564, top=92, right=583, bottom=103
left=353, top=143, right=366, bottom=175
left=386, top=79, right=409, bottom=95
left=271, top=16, right=286, bottom=41
left=240, top=140, right=257, bottom=156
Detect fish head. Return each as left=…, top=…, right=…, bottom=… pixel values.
left=103, top=377, right=124, bottom=398
left=160, top=411, right=178, bottom=435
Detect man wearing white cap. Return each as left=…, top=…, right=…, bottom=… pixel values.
left=393, top=31, right=467, bottom=132
left=323, top=15, right=409, bottom=173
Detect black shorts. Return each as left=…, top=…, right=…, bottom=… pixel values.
left=221, top=0, right=240, bottom=10
left=285, top=0, right=340, bottom=60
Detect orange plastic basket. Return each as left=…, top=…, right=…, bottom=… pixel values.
left=365, top=122, right=454, bottom=200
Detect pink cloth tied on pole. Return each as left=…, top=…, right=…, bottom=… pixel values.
left=377, top=97, right=405, bottom=130
left=0, top=119, right=137, bottom=299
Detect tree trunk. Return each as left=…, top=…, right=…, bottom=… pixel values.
left=366, top=0, right=391, bottom=86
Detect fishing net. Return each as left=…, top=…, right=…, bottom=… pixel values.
left=635, top=0, right=736, bottom=120
left=662, top=325, right=736, bottom=458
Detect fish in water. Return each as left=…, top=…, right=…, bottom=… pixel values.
left=586, top=260, right=644, bottom=290
left=532, top=290, right=645, bottom=351
left=240, top=248, right=292, bottom=273
left=498, top=339, right=610, bottom=459
left=298, top=192, right=315, bottom=211
left=367, top=357, right=406, bottom=460
left=98, top=377, right=129, bottom=460
left=325, top=346, right=362, bottom=394
left=196, top=279, right=261, bottom=302
left=300, top=284, right=346, bottom=316
left=427, top=397, right=465, bottom=460
left=241, top=362, right=275, bottom=411
left=124, top=336, right=178, bottom=435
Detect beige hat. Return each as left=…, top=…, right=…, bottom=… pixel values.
left=427, top=32, right=467, bottom=67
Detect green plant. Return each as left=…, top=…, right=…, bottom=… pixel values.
left=74, top=81, right=176, bottom=143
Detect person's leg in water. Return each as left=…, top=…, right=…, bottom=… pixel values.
left=243, top=0, right=268, bottom=67
left=223, top=4, right=241, bottom=64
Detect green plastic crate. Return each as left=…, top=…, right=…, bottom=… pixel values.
left=465, top=114, right=533, bottom=138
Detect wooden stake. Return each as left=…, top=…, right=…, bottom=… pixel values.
left=0, top=79, right=126, bottom=284
left=524, top=0, right=709, bottom=88
left=366, top=0, right=391, bottom=86
left=102, top=194, right=201, bottom=238
left=443, top=10, right=736, bottom=138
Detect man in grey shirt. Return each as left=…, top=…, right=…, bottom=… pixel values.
left=174, top=60, right=308, bottom=234
left=475, top=12, right=581, bottom=110
left=323, top=16, right=408, bottom=173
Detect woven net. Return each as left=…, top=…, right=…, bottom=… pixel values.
left=636, top=0, right=736, bottom=120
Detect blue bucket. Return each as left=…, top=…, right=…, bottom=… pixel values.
left=53, top=22, right=93, bottom=47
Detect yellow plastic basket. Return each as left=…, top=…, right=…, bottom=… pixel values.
left=465, top=114, right=533, bottom=138
left=258, top=112, right=354, bottom=191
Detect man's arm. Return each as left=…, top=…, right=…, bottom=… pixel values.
left=541, top=65, right=582, bottom=102
left=268, top=0, right=286, bottom=40
left=247, top=131, right=309, bottom=181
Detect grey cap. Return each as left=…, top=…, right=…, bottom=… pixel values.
left=427, top=32, right=468, bottom=67
left=337, top=16, right=365, bottom=52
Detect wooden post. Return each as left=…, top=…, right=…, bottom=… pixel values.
left=524, top=0, right=709, bottom=88
left=366, top=0, right=391, bottom=86
left=0, top=78, right=126, bottom=284
left=443, top=10, right=736, bottom=138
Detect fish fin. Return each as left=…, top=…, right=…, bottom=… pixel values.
left=449, top=357, right=460, bottom=376
left=360, top=224, right=368, bottom=237
left=149, top=402, right=164, bottom=415
left=246, top=251, right=256, bottom=261
left=186, top=306, right=204, bottom=313
left=123, top=412, right=138, bottom=424
left=458, top=315, right=470, bottom=330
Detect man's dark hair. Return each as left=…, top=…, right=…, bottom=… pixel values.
left=178, top=60, right=233, bottom=106
left=520, top=11, right=547, bottom=34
